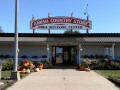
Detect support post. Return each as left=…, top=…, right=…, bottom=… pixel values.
left=33, top=29, right=35, bottom=33
left=11, top=0, right=20, bottom=80
left=47, top=44, right=52, bottom=67
left=48, top=12, right=50, bottom=34
left=48, top=29, right=50, bottom=34
left=112, top=43, right=115, bottom=60
left=71, top=29, right=73, bottom=34
left=86, top=16, right=89, bottom=33
left=78, top=44, right=81, bottom=66
left=47, top=44, right=50, bottom=61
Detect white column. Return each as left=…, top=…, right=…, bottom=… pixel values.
left=47, top=44, right=50, bottom=61
left=79, top=44, right=81, bottom=65
left=112, top=43, right=115, bottom=60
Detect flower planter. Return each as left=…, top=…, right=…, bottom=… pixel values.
left=37, top=65, right=43, bottom=70
left=80, top=65, right=85, bottom=71
left=37, top=62, right=43, bottom=70
left=20, top=68, right=26, bottom=74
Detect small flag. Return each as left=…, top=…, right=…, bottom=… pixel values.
left=84, top=4, right=88, bottom=15
left=71, top=12, right=73, bottom=17
left=48, top=12, right=50, bottom=17
left=32, top=16, right=34, bottom=21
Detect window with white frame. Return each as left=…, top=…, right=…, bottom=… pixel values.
left=104, top=47, right=112, bottom=57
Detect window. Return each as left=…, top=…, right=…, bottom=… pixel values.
left=104, top=47, right=112, bottom=57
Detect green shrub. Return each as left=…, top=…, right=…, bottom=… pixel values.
left=83, top=55, right=89, bottom=58
left=4, top=55, right=10, bottom=58
left=0, top=55, right=4, bottom=58
left=32, top=56, right=38, bottom=58
left=95, top=54, right=100, bottom=59
left=89, top=55, right=94, bottom=58
left=21, top=55, right=27, bottom=58
left=81, top=58, right=91, bottom=66
left=2, top=60, right=14, bottom=70
left=90, top=60, right=120, bottom=70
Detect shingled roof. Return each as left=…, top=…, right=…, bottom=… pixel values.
left=0, top=33, right=120, bottom=43
left=0, top=33, right=120, bottom=37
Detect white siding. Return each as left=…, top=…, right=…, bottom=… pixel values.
left=76, top=45, right=105, bottom=65
left=0, top=44, right=119, bottom=62
left=19, top=45, right=47, bottom=58
left=0, top=45, right=14, bottom=56
left=81, top=45, right=105, bottom=57
left=0, top=45, right=47, bottom=58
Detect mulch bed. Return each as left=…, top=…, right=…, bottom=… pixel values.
left=0, top=80, right=17, bottom=90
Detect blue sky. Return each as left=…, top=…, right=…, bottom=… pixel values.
left=0, top=0, right=120, bottom=33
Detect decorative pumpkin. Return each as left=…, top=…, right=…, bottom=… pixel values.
left=24, top=63, right=28, bottom=67
left=34, top=68, right=39, bottom=72
left=29, top=62, right=33, bottom=67
left=26, top=62, right=30, bottom=66
left=26, top=69, right=30, bottom=73
left=37, top=62, right=43, bottom=66
left=37, top=62, right=43, bottom=70
left=37, top=66, right=42, bottom=70
left=20, top=68, right=26, bottom=74
left=17, top=67, right=21, bottom=71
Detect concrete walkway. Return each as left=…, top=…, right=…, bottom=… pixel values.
left=7, top=69, right=119, bottom=90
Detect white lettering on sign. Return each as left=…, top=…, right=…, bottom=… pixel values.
left=50, top=18, right=72, bottom=23
left=30, top=16, right=92, bottom=30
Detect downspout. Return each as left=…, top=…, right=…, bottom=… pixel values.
left=79, top=44, right=81, bottom=66
left=47, top=44, right=50, bottom=61
left=112, top=43, right=115, bottom=60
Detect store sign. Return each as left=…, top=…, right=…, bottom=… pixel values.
left=30, top=17, right=92, bottom=30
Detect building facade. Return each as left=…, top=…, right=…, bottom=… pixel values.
left=0, top=33, right=120, bottom=65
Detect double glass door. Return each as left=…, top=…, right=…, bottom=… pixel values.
left=52, top=46, right=76, bottom=64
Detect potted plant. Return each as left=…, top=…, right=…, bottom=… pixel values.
left=32, top=56, right=38, bottom=58
left=42, top=55, right=47, bottom=58
left=37, top=62, right=43, bottom=70
left=21, top=55, right=27, bottom=59
left=4, top=55, right=10, bottom=58
left=83, top=55, right=89, bottom=58
left=80, top=58, right=91, bottom=71
left=0, top=55, right=4, bottom=58
left=95, top=54, right=100, bottom=59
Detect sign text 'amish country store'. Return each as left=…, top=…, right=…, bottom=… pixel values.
left=30, top=17, right=92, bottom=30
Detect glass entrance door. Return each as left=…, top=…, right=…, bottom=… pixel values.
left=52, top=46, right=76, bottom=65
left=63, top=47, right=69, bottom=64
left=56, top=47, right=63, bottom=64
left=71, top=47, right=76, bottom=64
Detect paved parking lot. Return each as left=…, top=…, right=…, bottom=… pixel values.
left=7, top=68, right=119, bottom=90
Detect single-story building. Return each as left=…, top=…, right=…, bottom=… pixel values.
left=0, top=33, right=120, bottom=65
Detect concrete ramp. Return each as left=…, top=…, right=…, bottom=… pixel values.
left=7, top=69, right=119, bottom=90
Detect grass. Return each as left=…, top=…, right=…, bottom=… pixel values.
left=0, top=69, right=34, bottom=90
left=1, top=70, right=11, bottom=78
left=94, top=70, right=120, bottom=78
left=1, top=70, right=34, bottom=79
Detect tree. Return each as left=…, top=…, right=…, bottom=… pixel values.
left=64, top=30, right=80, bottom=34
left=73, top=30, right=80, bottom=34
left=0, top=26, right=4, bottom=33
